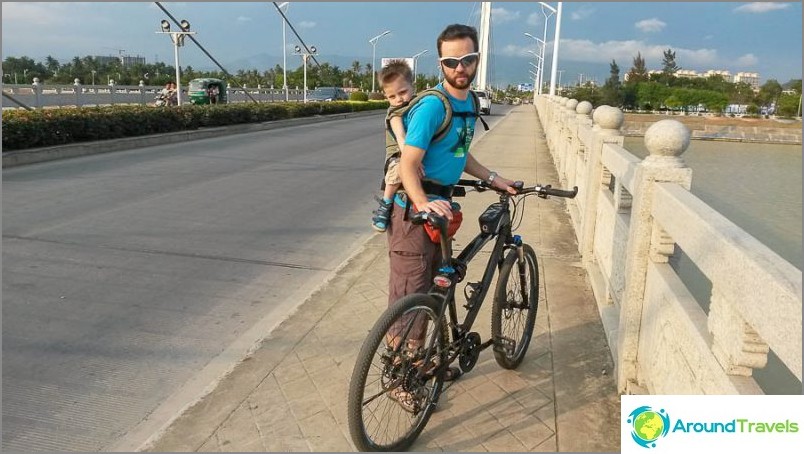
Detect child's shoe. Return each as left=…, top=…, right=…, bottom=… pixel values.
left=372, top=198, right=393, bottom=232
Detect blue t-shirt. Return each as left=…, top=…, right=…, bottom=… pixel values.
left=396, top=84, right=476, bottom=206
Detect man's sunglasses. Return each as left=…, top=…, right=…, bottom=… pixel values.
left=439, top=52, right=480, bottom=69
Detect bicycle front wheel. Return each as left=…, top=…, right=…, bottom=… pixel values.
left=347, top=294, right=449, bottom=452
left=491, top=244, right=539, bottom=369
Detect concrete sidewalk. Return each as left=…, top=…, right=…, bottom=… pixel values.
left=144, top=105, right=620, bottom=452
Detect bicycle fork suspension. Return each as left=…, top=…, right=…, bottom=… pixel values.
left=513, top=235, right=529, bottom=306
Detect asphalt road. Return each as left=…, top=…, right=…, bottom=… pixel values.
left=1, top=104, right=514, bottom=451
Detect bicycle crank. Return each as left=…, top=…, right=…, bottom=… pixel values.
left=458, top=332, right=482, bottom=372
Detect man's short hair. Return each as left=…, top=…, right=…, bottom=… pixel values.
left=378, top=60, right=414, bottom=88
left=437, top=24, right=479, bottom=56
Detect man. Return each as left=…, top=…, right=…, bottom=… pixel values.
left=386, top=24, right=517, bottom=366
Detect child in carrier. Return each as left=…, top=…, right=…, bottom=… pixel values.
left=371, top=60, right=420, bottom=232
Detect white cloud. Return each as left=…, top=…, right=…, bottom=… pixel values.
left=236, top=16, right=252, bottom=23
left=526, top=12, right=541, bottom=27
left=736, top=53, right=759, bottom=66
left=298, top=21, right=316, bottom=29
left=570, top=7, right=595, bottom=21
left=635, top=18, right=667, bottom=33
left=734, top=2, right=790, bottom=13
left=491, top=7, right=520, bottom=24
left=506, top=38, right=720, bottom=69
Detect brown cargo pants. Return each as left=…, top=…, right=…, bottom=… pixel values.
left=386, top=201, right=441, bottom=343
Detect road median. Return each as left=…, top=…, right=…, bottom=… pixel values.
left=2, top=109, right=384, bottom=168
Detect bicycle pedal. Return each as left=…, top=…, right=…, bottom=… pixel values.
left=493, top=336, right=515, bottom=355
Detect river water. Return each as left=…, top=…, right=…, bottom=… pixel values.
left=623, top=137, right=802, bottom=394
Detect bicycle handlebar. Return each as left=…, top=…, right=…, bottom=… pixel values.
left=456, top=179, right=578, bottom=199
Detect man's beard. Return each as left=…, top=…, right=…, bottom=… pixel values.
left=443, top=67, right=477, bottom=90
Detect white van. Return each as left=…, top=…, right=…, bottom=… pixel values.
left=474, top=90, right=492, bottom=115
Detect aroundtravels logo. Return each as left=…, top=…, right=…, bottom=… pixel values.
left=627, top=406, right=671, bottom=448
left=622, top=396, right=804, bottom=452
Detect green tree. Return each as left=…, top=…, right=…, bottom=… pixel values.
left=626, top=51, right=649, bottom=84
left=600, top=59, right=622, bottom=106
left=661, top=48, right=679, bottom=75
left=758, top=79, right=783, bottom=107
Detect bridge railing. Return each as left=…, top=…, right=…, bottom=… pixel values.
left=2, top=79, right=307, bottom=109
left=535, top=95, right=802, bottom=395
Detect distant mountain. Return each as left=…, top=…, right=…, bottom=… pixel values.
left=210, top=52, right=613, bottom=89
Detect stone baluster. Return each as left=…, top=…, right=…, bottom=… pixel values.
left=617, top=119, right=693, bottom=392
left=32, top=77, right=42, bottom=108
left=74, top=78, right=83, bottom=108
left=564, top=99, right=580, bottom=188
left=139, top=80, right=146, bottom=105
left=580, top=105, right=624, bottom=262
left=108, top=79, right=115, bottom=106
left=708, top=291, right=770, bottom=376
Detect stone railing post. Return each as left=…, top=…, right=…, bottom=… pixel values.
left=563, top=99, right=580, bottom=188
left=139, top=80, right=146, bottom=105
left=74, top=78, right=83, bottom=107
left=579, top=104, right=624, bottom=262
left=616, top=120, right=693, bottom=393
left=108, top=79, right=115, bottom=106
left=32, top=77, right=42, bottom=108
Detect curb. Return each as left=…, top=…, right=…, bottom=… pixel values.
left=2, top=109, right=385, bottom=168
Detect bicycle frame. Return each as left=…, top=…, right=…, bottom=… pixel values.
left=417, top=190, right=524, bottom=370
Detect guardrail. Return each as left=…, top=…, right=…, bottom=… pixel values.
left=535, top=95, right=802, bottom=394
left=1, top=79, right=309, bottom=109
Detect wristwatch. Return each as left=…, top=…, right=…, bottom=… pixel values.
left=487, top=171, right=498, bottom=184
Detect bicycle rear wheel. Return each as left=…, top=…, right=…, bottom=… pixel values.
left=347, top=294, right=449, bottom=451
left=491, top=244, right=539, bottom=369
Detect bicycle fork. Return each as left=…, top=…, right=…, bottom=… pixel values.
left=513, top=235, right=530, bottom=309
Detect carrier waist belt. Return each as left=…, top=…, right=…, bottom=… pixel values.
left=421, top=180, right=455, bottom=199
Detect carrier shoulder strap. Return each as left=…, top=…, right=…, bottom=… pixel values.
left=386, top=88, right=454, bottom=143
left=459, top=90, right=489, bottom=132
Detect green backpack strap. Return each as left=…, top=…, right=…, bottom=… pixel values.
left=388, top=88, right=454, bottom=143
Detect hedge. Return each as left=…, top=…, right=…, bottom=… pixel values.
left=2, top=100, right=389, bottom=151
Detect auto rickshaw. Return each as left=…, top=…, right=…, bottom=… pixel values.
left=188, top=78, right=227, bottom=105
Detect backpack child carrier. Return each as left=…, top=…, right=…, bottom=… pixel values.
left=383, top=88, right=490, bottom=179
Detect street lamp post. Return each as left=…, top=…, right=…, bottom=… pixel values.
left=411, top=49, right=428, bottom=89
left=526, top=47, right=544, bottom=87
left=294, top=45, right=318, bottom=103
left=91, top=70, right=96, bottom=85
left=277, top=2, right=290, bottom=101
left=369, top=30, right=390, bottom=93
left=525, top=34, right=546, bottom=95
left=156, top=19, right=196, bottom=106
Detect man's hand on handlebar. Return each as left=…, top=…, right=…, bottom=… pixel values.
left=419, top=199, right=454, bottom=220
left=490, top=175, right=520, bottom=195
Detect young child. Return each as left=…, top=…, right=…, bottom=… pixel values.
left=372, top=60, right=418, bottom=232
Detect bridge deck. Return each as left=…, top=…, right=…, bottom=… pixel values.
left=143, top=105, right=620, bottom=452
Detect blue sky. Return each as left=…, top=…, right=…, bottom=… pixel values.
left=2, top=2, right=801, bottom=86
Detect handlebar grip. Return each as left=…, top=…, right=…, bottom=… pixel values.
left=543, top=186, right=578, bottom=198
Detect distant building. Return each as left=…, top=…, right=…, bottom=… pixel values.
left=703, top=69, right=732, bottom=81
left=92, top=54, right=146, bottom=67
left=518, top=82, right=534, bottom=92
left=638, top=68, right=762, bottom=89
left=734, top=72, right=760, bottom=90
left=675, top=69, right=699, bottom=79
left=121, top=55, right=146, bottom=67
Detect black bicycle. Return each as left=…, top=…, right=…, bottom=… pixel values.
left=347, top=179, right=578, bottom=452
